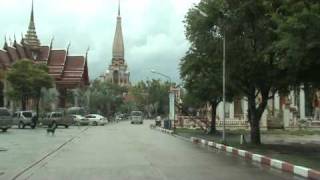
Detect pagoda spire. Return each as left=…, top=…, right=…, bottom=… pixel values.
left=24, top=0, right=41, bottom=50
left=118, top=0, right=120, bottom=16
left=112, top=0, right=124, bottom=59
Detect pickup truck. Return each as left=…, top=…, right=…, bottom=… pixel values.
left=40, top=112, right=73, bottom=128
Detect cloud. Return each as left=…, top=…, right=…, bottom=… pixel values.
left=0, top=0, right=200, bottom=83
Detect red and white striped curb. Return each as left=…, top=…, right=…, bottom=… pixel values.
left=190, top=137, right=320, bottom=180
left=152, top=126, right=174, bottom=134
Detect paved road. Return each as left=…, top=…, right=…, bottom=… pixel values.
left=1, top=121, right=304, bottom=180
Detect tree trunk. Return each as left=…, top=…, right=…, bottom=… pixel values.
left=209, top=102, right=217, bottom=134
left=247, top=89, right=269, bottom=145
left=36, top=98, right=40, bottom=119
left=21, top=96, right=27, bottom=110
left=249, top=115, right=261, bottom=144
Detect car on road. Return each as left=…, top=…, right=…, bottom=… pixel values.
left=71, top=115, right=89, bottom=126
left=115, top=113, right=124, bottom=122
left=13, top=111, right=36, bottom=129
left=85, top=114, right=108, bottom=126
left=40, top=112, right=73, bottom=128
left=130, top=111, right=143, bottom=124
left=0, top=107, right=12, bottom=132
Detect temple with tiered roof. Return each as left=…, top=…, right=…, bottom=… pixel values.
left=0, top=1, right=90, bottom=108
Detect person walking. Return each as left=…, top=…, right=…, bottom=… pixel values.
left=313, top=91, right=320, bottom=121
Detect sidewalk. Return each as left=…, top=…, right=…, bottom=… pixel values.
left=175, top=128, right=320, bottom=171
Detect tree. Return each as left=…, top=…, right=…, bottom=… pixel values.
left=182, top=0, right=236, bottom=134
left=183, top=0, right=294, bottom=144
left=273, top=0, right=320, bottom=86
left=180, top=51, right=223, bottom=134
left=30, top=64, right=53, bottom=118
left=130, top=80, right=171, bottom=117
left=88, top=80, right=127, bottom=117
left=7, top=59, right=53, bottom=115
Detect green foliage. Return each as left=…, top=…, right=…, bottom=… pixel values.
left=130, top=79, right=170, bottom=117
left=273, top=0, right=320, bottom=85
left=182, top=0, right=320, bottom=144
left=88, top=80, right=127, bottom=117
left=6, top=59, right=53, bottom=111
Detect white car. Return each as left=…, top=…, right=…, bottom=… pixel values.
left=71, top=115, right=89, bottom=126
left=85, top=114, right=108, bottom=126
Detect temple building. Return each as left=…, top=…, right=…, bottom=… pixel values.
left=0, top=1, right=89, bottom=109
left=102, top=1, right=130, bottom=86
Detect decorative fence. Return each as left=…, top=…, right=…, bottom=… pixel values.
left=176, top=116, right=249, bottom=130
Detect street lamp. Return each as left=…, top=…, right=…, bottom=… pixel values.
left=198, top=9, right=226, bottom=143
left=150, top=69, right=172, bottom=84
left=150, top=69, right=174, bottom=130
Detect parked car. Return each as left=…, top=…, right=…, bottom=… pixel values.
left=13, top=111, right=36, bottom=129
left=85, top=114, right=108, bottom=126
left=130, top=111, right=143, bottom=124
left=40, top=112, right=73, bottom=128
left=0, top=107, right=12, bottom=132
left=71, top=115, right=89, bottom=126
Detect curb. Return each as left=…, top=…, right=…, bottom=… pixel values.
left=151, top=126, right=174, bottom=135
left=189, top=137, right=320, bottom=180
left=150, top=126, right=320, bottom=180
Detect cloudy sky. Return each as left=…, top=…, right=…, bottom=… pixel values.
left=0, top=0, right=200, bottom=83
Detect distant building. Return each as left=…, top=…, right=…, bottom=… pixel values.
left=0, top=1, right=90, bottom=109
left=102, top=1, right=130, bottom=86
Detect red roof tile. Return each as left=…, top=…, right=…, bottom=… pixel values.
left=0, top=50, right=11, bottom=67
left=6, top=46, right=19, bottom=62
left=15, top=44, right=27, bottom=59
left=65, top=56, right=85, bottom=71
left=48, top=50, right=66, bottom=66
left=38, top=46, right=50, bottom=60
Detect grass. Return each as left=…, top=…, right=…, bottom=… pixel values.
left=175, top=128, right=320, bottom=171
left=261, top=129, right=320, bottom=136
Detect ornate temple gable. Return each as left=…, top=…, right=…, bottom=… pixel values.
left=6, top=46, right=19, bottom=62
left=0, top=50, right=11, bottom=68
left=47, top=49, right=67, bottom=79
left=38, top=46, right=50, bottom=61
left=56, top=56, right=86, bottom=87
left=14, top=43, right=27, bottom=59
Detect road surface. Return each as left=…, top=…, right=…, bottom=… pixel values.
left=1, top=121, right=303, bottom=180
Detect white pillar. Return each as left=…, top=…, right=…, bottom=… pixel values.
left=260, top=109, right=268, bottom=130
left=274, top=92, right=280, bottom=110
left=299, top=85, right=306, bottom=119
left=283, top=108, right=291, bottom=129
left=229, top=101, right=234, bottom=120
left=242, top=98, right=248, bottom=121
left=290, top=90, right=295, bottom=106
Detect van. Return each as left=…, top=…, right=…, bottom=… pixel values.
left=130, top=111, right=143, bottom=124
left=13, top=111, right=36, bottom=129
left=0, top=107, right=12, bottom=132
left=40, top=112, right=73, bottom=128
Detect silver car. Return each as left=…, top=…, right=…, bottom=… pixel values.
left=130, top=111, right=143, bottom=124
left=0, top=107, right=12, bottom=132
left=13, top=111, right=36, bottom=129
